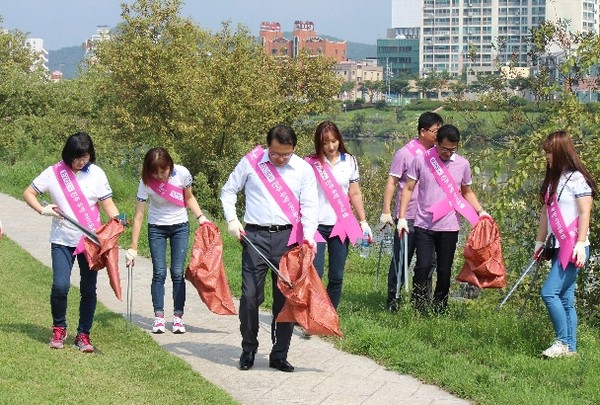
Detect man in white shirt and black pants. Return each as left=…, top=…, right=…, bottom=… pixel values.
left=221, top=124, right=319, bottom=372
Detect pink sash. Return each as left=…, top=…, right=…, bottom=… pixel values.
left=424, top=148, right=479, bottom=226
left=547, top=193, right=578, bottom=270
left=405, top=138, right=426, bottom=157
left=246, top=146, right=323, bottom=246
left=52, top=161, right=101, bottom=254
left=147, top=177, right=185, bottom=207
left=306, top=156, right=363, bottom=245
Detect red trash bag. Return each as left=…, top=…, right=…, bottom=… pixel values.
left=185, top=222, right=237, bottom=315
left=457, top=217, right=506, bottom=289
left=276, top=244, right=343, bottom=337
left=83, top=218, right=125, bottom=300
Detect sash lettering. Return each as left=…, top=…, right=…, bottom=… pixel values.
left=246, top=146, right=323, bottom=246
left=547, top=193, right=578, bottom=270
left=306, top=156, right=363, bottom=245
left=52, top=161, right=101, bottom=254
left=424, top=147, right=479, bottom=226
left=147, top=177, right=185, bottom=207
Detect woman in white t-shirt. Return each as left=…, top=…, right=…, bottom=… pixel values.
left=534, top=131, right=596, bottom=358
left=126, top=148, right=209, bottom=334
left=306, top=121, right=371, bottom=310
left=23, top=132, right=121, bottom=353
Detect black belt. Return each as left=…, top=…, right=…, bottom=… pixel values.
left=246, top=224, right=293, bottom=233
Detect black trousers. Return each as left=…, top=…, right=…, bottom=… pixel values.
left=239, top=227, right=295, bottom=360
left=412, top=226, right=458, bottom=311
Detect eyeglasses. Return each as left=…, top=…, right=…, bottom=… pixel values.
left=73, top=154, right=90, bottom=164
left=425, top=127, right=439, bottom=134
left=268, top=152, right=293, bottom=159
left=438, top=145, right=458, bottom=154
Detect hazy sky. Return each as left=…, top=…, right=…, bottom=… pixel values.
left=1, top=0, right=393, bottom=50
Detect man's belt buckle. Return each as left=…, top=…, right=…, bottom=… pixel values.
left=269, top=225, right=281, bottom=233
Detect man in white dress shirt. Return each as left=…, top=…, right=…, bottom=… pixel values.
left=220, top=124, right=319, bottom=372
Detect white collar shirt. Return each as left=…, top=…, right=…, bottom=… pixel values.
left=221, top=148, right=319, bottom=239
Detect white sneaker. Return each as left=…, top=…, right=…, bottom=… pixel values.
left=542, top=340, right=569, bottom=358
left=172, top=316, right=186, bottom=334
left=152, top=316, right=166, bottom=334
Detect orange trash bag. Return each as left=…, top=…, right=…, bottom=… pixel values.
left=457, top=217, right=506, bottom=289
left=185, top=222, right=237, bottom=315
left=276, top=244, right=343, bottom=337
left=83, top=218, right=125, bottom=300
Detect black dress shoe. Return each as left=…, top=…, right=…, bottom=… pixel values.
left=269, top=358, right=294, bottom=372
left=239, top=351, right=255, bottom=370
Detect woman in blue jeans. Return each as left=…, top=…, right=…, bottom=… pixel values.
left=534, top=131, right=596, bottom=358
left=23, top=132, right=122, bottom=353
left=126, top=148, right=209, bottom=334
left=307, top=121, right=371, bottom=311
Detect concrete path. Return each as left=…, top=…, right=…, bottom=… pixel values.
left=0, top=193, right=470, bottom=405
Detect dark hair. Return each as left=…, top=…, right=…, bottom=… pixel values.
left=418, top=111, right=443, bottom=132
left=141, top=147, right=174, bottom=185
left=62, top=132, right=96, bottom=167
left=436, top=124, right=460, bottom=143
left=312, top=121, right=350, bottom=158
left=539, top=130, right=597, bottom=204
left=267, top=124, right=297, bottom=147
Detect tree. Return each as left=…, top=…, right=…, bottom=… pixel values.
left=86, top=0, right=340, bottom=213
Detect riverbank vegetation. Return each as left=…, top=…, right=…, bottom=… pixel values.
left=1, top=2, right=600, bottom=403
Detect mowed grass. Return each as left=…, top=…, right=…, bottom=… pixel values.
left=0, top=236, right=238, bottom=405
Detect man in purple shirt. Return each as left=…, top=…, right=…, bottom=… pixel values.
left=380, top=112, right=443, bottom=312
left=398, top=124, right=489, bottom=313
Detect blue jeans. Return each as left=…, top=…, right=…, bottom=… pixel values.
left=50, top=243, right=98, bottom=334
left=541, top=246, right=588, bottom=352
left=148, top=222, right=189, bottom=316
left=314, top=224, right=349, bottom=309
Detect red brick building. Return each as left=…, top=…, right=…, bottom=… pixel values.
left=260, top=20, right=347, bottom=63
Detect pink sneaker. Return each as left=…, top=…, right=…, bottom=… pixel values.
left=152, top=316, right=166, bottom=334
left=49, top=326, right=67, bottom=349
left=172, top=316, right=186, bottom=334
left=73, top=333, right=95, bottom=353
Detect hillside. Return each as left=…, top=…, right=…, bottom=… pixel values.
left=48, top=46, right=86, bottom=79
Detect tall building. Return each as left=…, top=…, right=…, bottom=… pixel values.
left=24, top=38, right=49, bottom=72
left=259, top=20, right=347, bottom=63
left=419, top=0, right=599, bottom=77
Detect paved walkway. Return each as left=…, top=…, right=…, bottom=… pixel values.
left=1, top=193, right=470, bottom=405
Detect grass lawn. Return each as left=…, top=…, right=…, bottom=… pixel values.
left=0, top=236, right=238, bottom=405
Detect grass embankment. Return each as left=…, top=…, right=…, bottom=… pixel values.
left=0, top=237, right=237, bottom=405
left=2, top=145, right=599, bottom=404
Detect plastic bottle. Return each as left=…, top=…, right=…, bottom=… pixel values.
left=382, top=225, right=393, bottom=255
left=359, top=231, right=371, bottom=258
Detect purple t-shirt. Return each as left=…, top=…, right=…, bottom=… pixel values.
left=407, top=151, right=473, bottom=231
left=389, top=140, right=423, bottom=219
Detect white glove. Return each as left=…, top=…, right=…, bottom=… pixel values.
left=304, top=237, right=317, bottom=252
left=534, top=240, right=544, bottom=260
left=125, top=248, right=137, bottom=266
left=41, top=204, right=59, bottom=217
left=397, top=218, right=409, bottom=235
left=360, top=221, right=373, bottom=243
left=380, top=213, right=393, bottom=226
left=572, top=241, right=587, bottom=268
left=197, top=214, right=210, bottom=225
left=227, top=218, right=244, bottom=240
left=478, top=210, right=492, bottom=220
